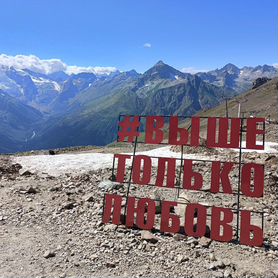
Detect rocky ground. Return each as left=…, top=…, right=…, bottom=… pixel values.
left=0, top=146, right=277, bottom=278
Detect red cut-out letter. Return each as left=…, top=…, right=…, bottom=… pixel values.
left=169, top=116, right=189, bottom=145
left=211, top=161, right=233, bottom=194
left=160, top=201, right=180, bottom=233
left=155, top=157, right=176, bottom=188
left=185, top=203, right=207, bottom=237
left=241, top=163, right=264, bottom=197
left=102, top=194, right=122, bottom=224
left=246, top=118, right=265, bottom=150
left=211, top=207, right=233, bottom=242
left=206, top=118, right=241, bottom=148
left=125, top=197, right=136, bottom=228
left=240, top=210, right=263, bottom=247
left=145, top=116, right=164, bottom=144
left=115, top=154, right=131, bottom=182
left=183, top=160, right=203, bottom=190
left=190, top=117, right=200, bottom=147
left=126, top=197, right=155, bottom=230
left=132, top=155, right=152, bottom=185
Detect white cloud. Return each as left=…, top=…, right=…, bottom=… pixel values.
left=180, top=67, right=209, bottom=74
left=0, top=54, right=118, bottom=75
left=0, top=54, right=67, bottom=74
left=273, top=63, right=278, bottom=69
left=66, top=65, right=118, bottom=75
left=143, top=43, right=152, bottom=48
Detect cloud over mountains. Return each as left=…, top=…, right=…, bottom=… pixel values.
left=0, top=54, right=118, bottom=75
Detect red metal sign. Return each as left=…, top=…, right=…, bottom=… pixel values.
left=102, top=115, right=266, bottom=247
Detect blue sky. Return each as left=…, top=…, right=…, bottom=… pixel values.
left=0, top=0, right=277, bottom=72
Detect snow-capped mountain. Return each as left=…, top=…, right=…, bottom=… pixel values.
left=0, top=55, right=277, bottom=153
left=196, top=63, right=278, bottom=93
left=0, top=65, right=65, bottom=111
left=0, top=54, right=119, bottom=111
left=0, top=65, right=119, bottom=112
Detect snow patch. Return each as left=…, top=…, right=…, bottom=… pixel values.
left=14, top=146, right=210, bottom=177
left=53, top=81, right=61, bottom=91
left=14, top=142, right=278, bottom=177
left=0, top=84, right=10, bottom=90
left=31, top=76, right=61, bottom=92
left=15, top=152, right=114, bottom=177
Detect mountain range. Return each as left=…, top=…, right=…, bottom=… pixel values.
left=0, top=60, right=277, bottom=153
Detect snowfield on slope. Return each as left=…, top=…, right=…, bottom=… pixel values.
left=14, top=146, right=209, bottom=177
left=14, top=142, right=278, bottom=177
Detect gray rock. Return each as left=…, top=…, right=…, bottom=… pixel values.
left=271, top=240, right=278, bottom=248
left=209, top=253, right=217, bottom=261
left=20, top=170, right=33, bottom=176
left=173, top=233, right=186, bottom=241
left=214, top=260, right=226, bottom=269
left=224, top=269, right=232, bottom=278
left=19, top=186, right=37, bottom=194
left=209, top=260, right=226, bottom=270
left=62, top=202, right=75, bottom=210
left=141, top=230, right=159, bottom=244
left=187, top=237, right=198, bottom=245
left=43, top=250, right=56, bottom=258
left=98, top=180, right=119, bottom=191
left=26, top=186, right=37, bottom=194
left=176, top=254, right=189, bottom=263
left=211, top=271, right=224, bottom=278
left=106, top=261, right=116, bottom=268
left=194, top=250, right=201, bottom=258
left=103, top=224, right=117, bottom=232
left=82, top=194, right=94, bottom=202
left=199, top=236, right=212, bottom=247
left=90, top=254, right=98, bottom=261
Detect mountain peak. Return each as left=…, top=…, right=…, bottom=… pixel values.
left=138, top=61, right=187, bottom=84
left=254, top=64, right=276, bottom=72
left=222, top=63, right=239, bottom=70
left=154, top=60, right=166, bottom=66
left=220, top=63, right=240, bottom=75
left=126, top=69, right=140, bottom=77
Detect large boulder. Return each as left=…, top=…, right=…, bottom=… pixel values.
left=252, top=77, right=271, bottom=89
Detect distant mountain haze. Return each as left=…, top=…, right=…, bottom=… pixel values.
left=0, top=59, right=277, bottom=153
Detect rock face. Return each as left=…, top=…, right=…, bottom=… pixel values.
left=252, top=77, right=271, bottom=89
